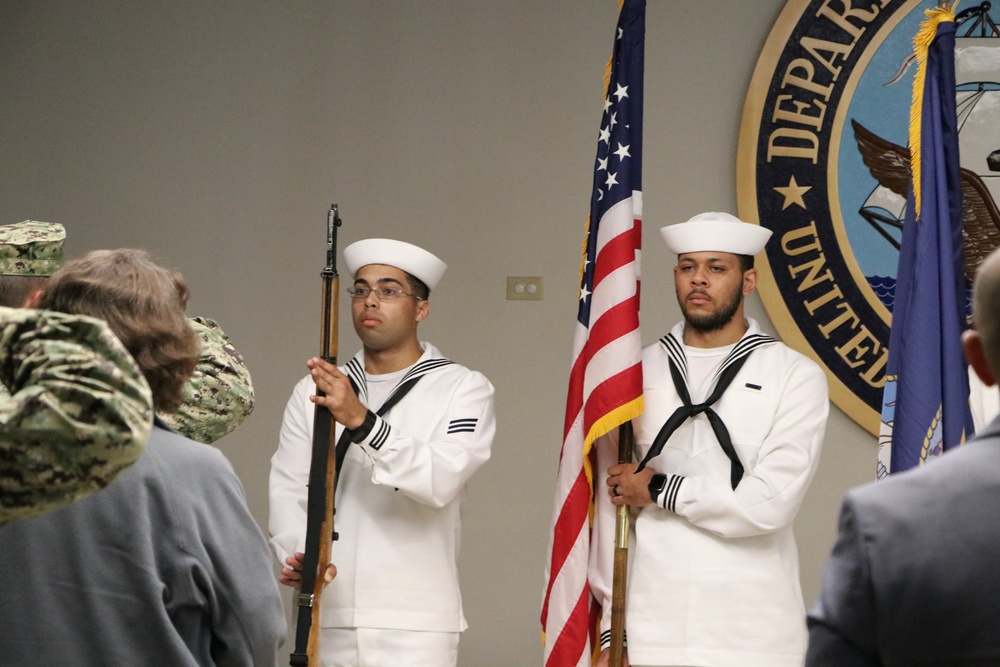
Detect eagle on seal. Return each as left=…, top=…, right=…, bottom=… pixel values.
left=852, top=118, right=1000, bottom=281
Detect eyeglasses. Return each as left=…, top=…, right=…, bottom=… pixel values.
left=346, top=285, right=422, bottom=301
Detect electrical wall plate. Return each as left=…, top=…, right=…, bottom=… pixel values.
left=506, top=276, right=543, bottom=301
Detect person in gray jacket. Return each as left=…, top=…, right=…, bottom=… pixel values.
left=806, top=245, right=1000, bottom=666
left=0, top=249, right=285, bottom=666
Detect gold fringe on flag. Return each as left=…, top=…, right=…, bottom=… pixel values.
left=909, top=1, right=957, bottom=220
left=584, top=397, right=644, bottom=525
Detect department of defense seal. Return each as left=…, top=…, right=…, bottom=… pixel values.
left=738, top=0, right=1000, bottom=433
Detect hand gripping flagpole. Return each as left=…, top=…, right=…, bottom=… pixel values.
left=609, top=421, right=634, bottom=667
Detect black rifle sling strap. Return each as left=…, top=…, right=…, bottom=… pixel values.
left=334, top=373, right=423, bottom=490
left=291, top=391, right=337, bottom=667
left=332, top=376, right=362, bottom=488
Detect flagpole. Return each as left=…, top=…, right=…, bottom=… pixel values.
left=609, top=421, right=634, bottom=667
left=540, top=2, right=645, bottom=663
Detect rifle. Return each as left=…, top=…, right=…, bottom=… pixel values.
left=290, top=204, right=342, bottom=667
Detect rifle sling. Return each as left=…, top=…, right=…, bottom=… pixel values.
left=334, top=373, right=422, bottom=489
left=290, top=392, right=337, bottom=666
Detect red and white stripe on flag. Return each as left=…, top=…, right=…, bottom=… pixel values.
left=541, top=195, right=643, bottom=666
left=542, top=2, right=645, bottom=661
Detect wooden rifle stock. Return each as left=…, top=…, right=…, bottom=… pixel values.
left=609, top=421, right=633, bottom=667
left=290, top=205, right=342, bottom=667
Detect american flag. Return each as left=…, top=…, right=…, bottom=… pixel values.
left=541, top=1, right=645, bottom=665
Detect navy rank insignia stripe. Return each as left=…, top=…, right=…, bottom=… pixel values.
left=447, top=418, right=479, bottom=435
left=737, top=0, right=1000, bottom=434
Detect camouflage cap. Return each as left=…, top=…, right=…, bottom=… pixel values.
left=0, top=221, right=66, bottom=277
left=0, top=306, right=153, bottom=525
left=158, top=317, right=255, bottom=444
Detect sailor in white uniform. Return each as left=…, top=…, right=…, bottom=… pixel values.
left=269, top=238, right=496, bottom=667
left=594, top=213, right=829, bottom=667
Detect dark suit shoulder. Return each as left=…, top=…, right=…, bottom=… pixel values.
left=843, top=438, right=1000, bottom=563
left=852, top=437, right=1000, bottom=509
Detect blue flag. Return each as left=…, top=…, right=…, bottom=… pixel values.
left=877, top=4, right=972, bottom=478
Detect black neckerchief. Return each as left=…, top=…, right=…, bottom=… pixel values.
left=636, top=329, right=777, bottom=489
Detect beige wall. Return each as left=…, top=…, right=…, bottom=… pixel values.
left=0, top=1, right=875, bottom=664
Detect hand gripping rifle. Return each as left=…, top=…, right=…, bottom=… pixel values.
left=290, top=205, right=342, bottom=667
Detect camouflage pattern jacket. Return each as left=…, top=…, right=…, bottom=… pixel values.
left=158, top=316, right=254, bottom=444
left=0, top=307, right=153, bottom=525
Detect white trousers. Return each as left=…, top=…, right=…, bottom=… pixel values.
left=320, top=627, right=459, bottom=667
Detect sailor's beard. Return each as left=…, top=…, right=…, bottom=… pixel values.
left=680, top=285, right=743, bottom=333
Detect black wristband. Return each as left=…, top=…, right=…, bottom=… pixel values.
left=349, top=410, right=377, bottom=443
left=648, top=473, right=667, bottom=504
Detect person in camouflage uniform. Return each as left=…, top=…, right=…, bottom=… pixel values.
left=0, top=248, right=285, bottom=665
left=0, top=221, right=153, bottom=524
left=0, top=220, right=254, bottom=444
left=0, top=306, right=153, bottom=526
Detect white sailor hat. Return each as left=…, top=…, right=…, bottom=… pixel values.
left=343, top=238, right=447, bottom=290
left=660, top=212, right=772, bottom=256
